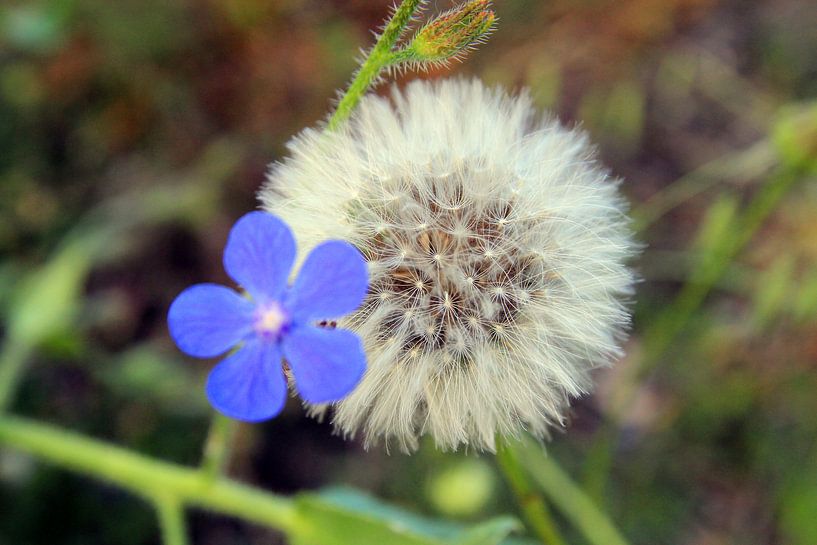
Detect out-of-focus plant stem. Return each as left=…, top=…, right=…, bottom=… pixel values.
left=154, top=494, right=189, bottom=545
left=632, top=139, right=776, bottom=232
left=327, top=0, right=423, bottom=130
left=636, top=164, right=804, bottom=384
left=495, top=439, right=567, bottom=545
left=200, top=412, right=237, bottom=482
left=0, top=415, right=300, bottom=534
left=586, top=162, right=808, bottom=502
left=505, top=436, right=632, bottom=545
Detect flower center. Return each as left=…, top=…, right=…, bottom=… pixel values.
left=355, top=173, right=548, bottom=359
left=254, top=303, right=289, bottom=339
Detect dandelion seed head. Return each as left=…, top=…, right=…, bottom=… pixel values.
left=260, top=79, right=637, bottom=452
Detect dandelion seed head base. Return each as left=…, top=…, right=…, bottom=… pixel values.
left=357, top=171, right=545, bottom=361
left=261, top=79, right=637, bottom=452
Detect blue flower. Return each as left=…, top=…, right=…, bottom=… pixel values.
left=167, top=212, right=369, bottom=422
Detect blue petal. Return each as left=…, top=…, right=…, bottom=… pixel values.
left=223, top=212, right=296, bottom=302
left=168, top=283, right=254, bottom=358
left=281, top=325, right=366, bottom=403
left=286, top=241, right=368, bottom=322
left=205, top=340, right=287, bottom=422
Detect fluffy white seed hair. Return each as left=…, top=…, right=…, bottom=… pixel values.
left=261, top=78, right=637, bottom=452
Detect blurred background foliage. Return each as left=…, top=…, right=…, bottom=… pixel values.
left=1, top=0, right=816, bottom=544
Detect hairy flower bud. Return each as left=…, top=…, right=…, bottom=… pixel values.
left=261, top=79, right=637, bottom=452
left=406, top=0, right=495, bottom=64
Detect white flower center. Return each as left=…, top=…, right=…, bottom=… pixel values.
left=255, top=304, right=288, bottom=337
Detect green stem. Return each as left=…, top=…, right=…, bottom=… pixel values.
left=154, top=494, right=189, bottom=545
left=0, top=415, right=299, bottom=533
left=0, top=340, right=32, bottom=413
left=200, top=412, right=237, bottom=481
left=327, top=0, right=423, bottom=130
left=511, top=436, right=631, bottom=545
left=495, top=439, right=567, bottom=545
left=585, top=165, right=806, bottom=501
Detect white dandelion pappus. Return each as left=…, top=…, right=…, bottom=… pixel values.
left=260, top=78, right=637, bottom=452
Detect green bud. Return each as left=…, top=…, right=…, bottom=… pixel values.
left=406, top=0, right=496, bottom=63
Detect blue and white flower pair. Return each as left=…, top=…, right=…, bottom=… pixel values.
left=168, top=212, right=368, bottom=422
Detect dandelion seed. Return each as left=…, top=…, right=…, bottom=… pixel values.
left=261, top=79, right=637, bottom=451
left=167, top=212, right=368, bottom=422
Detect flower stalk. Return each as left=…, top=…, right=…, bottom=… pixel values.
left=509, top=436, right=632, bottom=545
left=327, top=0, right=425, bottom=130
left=200, top=412, right=237, bottom=481
left=0, top=414, right=300, bottom=533
left=154, top=493, right=190, bottom=545
left=327, top=0, right=496, bottom=130
left=496, top=439, right=567, bottom=545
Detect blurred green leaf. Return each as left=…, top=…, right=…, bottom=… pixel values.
left=452, top=517, right=520, bottom=545
left=6, top=231, right=108, bottom=346
left=292, top=487, right=518, bottom=545
left=294, top=488, right=453, bottom=545
left=98, top=345, right=208, bottom=414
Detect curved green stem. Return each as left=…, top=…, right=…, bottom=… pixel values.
left=510, top=436, right=631, bottom=545
left=327, top=0, right=423, bottom=130
left=154, top=494, right=189, bottom=545
left=200, top=412, right=237, bottom=481
left=0, top=415, right=299, bottom=533
left=495, top=439, right=567, bottom=545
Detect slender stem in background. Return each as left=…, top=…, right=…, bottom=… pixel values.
left=510, top=436, right=632, bottom=545
left=154, top=494, right=190, bottom=545
left=0, top=340, right=32, bottom=413
left=327, top=0, right=423, bottom=130
left=0, top=415, right=300, bottom=534
left=631, top=140, right=776, bottom=232
left=584, top=164, right=806, bottom=501
left=200, top=412, right=237, bottom=481
left=495, top=438, right=567, bottom=545
left=637, top=165, right=803, bottom=380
